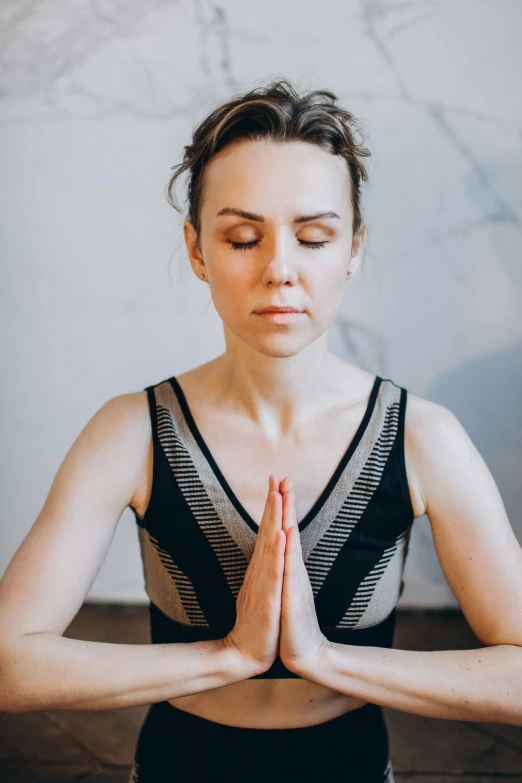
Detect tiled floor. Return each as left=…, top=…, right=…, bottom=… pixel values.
left=1, top=604, right=521, bottom=781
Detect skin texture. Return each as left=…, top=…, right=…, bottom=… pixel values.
left=176, top=138, right=522, bottom=727
left=1, top=139, right=521, bottom=729
left=276, top=435, right=522, bottom=725
left=165, top=138, right=378, bottom=725
left=184, top=138, right=365, bottom=366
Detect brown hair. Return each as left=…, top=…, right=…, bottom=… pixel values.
left=167, top=78, right=371, bottom=249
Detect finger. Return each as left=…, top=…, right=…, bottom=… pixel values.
left=260, top=489, right=282, bottom=554
left=282, top=488, right=298, bottom=534
left=283, top=523, right=300, bottom=581
left=280, top=476, right=292, bottom=494
left=257, top=495, right=273, bottom=555
left=280, top=478, right=293, bottom=508
left=267, top=527, right=283, bottom=574
left=273, top=529, right=286, bottom=579
left=259, top=476, right=280, bottom=536
left=289, top=492, right=305, bottom=563
left=271, top=489, right=283, bottom=533
left=291, top=491, right=305, bottom=561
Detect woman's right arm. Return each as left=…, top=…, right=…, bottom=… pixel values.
left=0, top=393, right=284, bottom=713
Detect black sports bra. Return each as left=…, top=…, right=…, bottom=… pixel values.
left=133, top=374, right=414, bottom=678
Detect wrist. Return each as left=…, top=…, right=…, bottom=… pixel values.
left=287, top=638, right=335, bottom=681
left=218, top=636, right=267, bottom=681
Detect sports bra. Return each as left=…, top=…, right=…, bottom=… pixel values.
left=133, top=374, right=415, bottom=678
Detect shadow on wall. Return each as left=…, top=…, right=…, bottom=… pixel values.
left=400, top=342, right=522, bottom=608
left=428, top=341, right=522, bottom=545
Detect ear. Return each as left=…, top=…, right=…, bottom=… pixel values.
left=183, top=220, right=206, bottom=280
left=349, top=224, right=367, bottom=275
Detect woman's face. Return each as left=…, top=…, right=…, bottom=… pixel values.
left=184, top=139, right=365, bottom=358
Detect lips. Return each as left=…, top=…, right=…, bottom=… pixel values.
left=255, top=307, right=303, bottom=314
left=254, top=310, right=305, bottom=324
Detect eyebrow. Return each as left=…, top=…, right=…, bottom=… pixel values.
left=215, top=207, right=340, bottom=224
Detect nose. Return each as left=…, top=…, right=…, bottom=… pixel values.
left=261, top=233, right=298, bottom=287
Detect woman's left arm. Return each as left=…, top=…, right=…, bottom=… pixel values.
left=279, top=399, right=522, bottom=725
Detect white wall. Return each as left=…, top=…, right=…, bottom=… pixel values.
left=1, top=0, right=521, bottom=608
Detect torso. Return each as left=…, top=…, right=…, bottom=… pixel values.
left=131, top=356, right=426, bottom=728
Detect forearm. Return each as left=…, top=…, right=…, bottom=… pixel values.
left=297, top=642, right=522, bottom=725
left=0, top=632, right=252, bottom=713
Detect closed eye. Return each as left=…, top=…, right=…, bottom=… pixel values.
left=229, top=239, right=328, bottom=251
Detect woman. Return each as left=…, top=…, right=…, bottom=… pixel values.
left=0, top=80, right=521, bottom=783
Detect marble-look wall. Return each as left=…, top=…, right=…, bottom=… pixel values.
left=1, top=1, right=521, bottom=607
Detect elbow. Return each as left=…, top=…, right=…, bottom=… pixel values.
left=0, top=643, right=34, bottom=714
left=0, top=670, right=21, bottom=713
left=0, top=697, right=22, bottom=714
left=0, top=668, right=21, bottom=714
left=0, top=680, right=34, bottom=713
left=0, top=683, right=47, bottom=714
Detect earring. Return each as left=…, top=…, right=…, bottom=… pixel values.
left=200, top=273, right=205, bottom=280
left=347, top=270, right=352, bottom=278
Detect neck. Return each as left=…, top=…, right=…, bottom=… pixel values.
left=207, top=332, right=346, bottom=440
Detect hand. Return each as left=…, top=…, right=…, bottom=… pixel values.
left=223, top=475, right=286, bottom=676
left=279, top=477, right=330, bottom=675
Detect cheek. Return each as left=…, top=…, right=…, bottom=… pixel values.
left=309, top=266, right=346, bottom=315
left=209, top=265, right=250, bottom=320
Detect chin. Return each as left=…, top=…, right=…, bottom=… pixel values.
left=224, top=318, right=322, bottom=357
left=254, top=345, right=303, bottom=359
left=249, top=333, right=315, bottom=359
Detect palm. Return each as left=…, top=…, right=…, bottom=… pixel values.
left=279, top=479, right=327, bottom=672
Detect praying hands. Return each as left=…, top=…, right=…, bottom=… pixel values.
left=224, top=474, right=328, bottom=677
left=224, top=475, right=522, bottom=725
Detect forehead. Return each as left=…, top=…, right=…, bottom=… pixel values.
left=201, top=139, right=351, bottom=220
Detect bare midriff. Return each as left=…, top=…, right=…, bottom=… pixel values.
left=167, top=680, right=369, bottom=728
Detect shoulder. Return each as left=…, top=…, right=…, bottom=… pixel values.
left=402, top=390, right=474, bottom=518
left=92, top=390, right=153, bottom=515
left=403, top=388, right=452, bottom=428
left=97, top=389, right=151, bottom=439
left=404, top=389, right=463, bottom=450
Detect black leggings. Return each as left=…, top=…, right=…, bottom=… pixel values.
left=129, top=700, right=395, bottom=782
